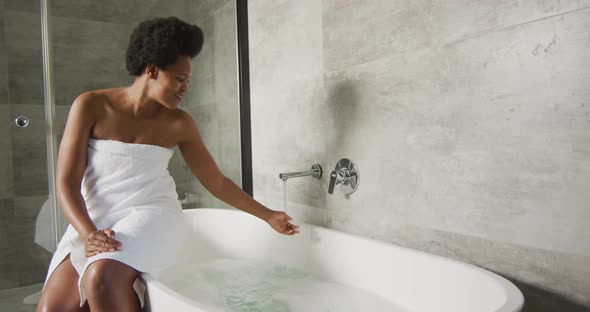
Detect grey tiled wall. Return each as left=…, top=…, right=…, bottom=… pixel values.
left=0, top=4, right=7, bottom=104
left=0, top=106, right=12, bottom=199
left=4, top=11, right=43, bottom=106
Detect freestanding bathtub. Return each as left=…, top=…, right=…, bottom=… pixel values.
left=143, top=208, right=524, bottom=312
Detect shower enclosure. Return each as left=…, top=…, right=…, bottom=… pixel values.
left=0, top=0, right=247, bottom=310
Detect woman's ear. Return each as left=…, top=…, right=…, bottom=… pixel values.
left=145, top=64, right=159, bottom=79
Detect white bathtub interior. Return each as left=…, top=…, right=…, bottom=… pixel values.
left=144, top=208, right=523, bottom=312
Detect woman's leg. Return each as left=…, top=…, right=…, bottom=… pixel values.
left=37, top=255, right=89, bottom=312
left=81, top=259, right=141, bottom=312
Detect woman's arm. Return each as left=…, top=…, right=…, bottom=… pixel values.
left=177, top=111, right=299, bottom=235
left=57, top=92, right=121, bottom=252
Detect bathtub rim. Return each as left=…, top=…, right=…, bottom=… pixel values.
left=143, top=208, right=524, bottom=312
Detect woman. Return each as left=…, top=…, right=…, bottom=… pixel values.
left=37, top=17, right=299, bottom=312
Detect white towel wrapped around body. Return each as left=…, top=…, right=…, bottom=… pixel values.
left=43, top=138, right=185, bottom=307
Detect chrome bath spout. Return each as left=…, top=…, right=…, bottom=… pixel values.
left=279, top=164, right=322, bottom=181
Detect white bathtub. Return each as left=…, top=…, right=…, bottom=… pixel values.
left=143, top=208, right=524, bottom=312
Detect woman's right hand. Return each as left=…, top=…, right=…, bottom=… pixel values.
left=84, top=229, right=122, bottom=257
left=265, top=211, right=300, bottom=235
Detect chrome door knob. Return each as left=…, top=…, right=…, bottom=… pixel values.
left=14, top=116, right=30, bottom=128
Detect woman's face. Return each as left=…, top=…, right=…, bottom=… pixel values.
left=149, top=55, right=193, bottom=109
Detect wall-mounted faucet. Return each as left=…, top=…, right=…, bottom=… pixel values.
left=279, top=164, right=322, bottom=181
left=328, top=158, right=359, bottom=195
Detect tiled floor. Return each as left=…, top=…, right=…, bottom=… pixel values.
left=0, top=284, right=41, bottom=312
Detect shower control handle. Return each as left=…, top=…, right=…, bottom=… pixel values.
left=328, top=170, right=338, bottom=194
left=327, top=158, right=359, bottom=195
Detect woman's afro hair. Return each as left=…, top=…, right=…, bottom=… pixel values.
left=125, top=16, right=204, bottom=76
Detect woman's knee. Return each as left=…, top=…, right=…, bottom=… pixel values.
left=81, top=260, right=137, bottom=299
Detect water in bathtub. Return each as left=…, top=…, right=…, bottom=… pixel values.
left=160, top=258, right=410, bottom=312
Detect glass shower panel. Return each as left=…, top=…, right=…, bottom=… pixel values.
left=0, top=0, right=53, bottom=294
left=173, top=0, right=242, bottom=209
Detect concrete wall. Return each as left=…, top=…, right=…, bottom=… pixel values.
left=248, top=1, right=590, bottom=311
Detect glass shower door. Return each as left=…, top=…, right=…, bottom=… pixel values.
left=0, top=1, right=56, bottom=310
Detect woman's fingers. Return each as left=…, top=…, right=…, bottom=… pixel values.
left=94, top=230, right=122, bottom=245
left=266, top=211, right=300, bottom=235
left=91, top=240, right=119, bottom=251
left=88, top=241, right=115, bottom=253
left=281, top=214, right=299, bottom=234
left=86, top=245, right=108, bottom=256
left=84, top=229, right=122, bottom=256
left=98, top=230, right=122, bottom=247
left=282, top=222, right=299, bottom=235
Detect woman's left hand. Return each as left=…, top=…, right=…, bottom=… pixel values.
left=266, top=211, right=300, bottom=235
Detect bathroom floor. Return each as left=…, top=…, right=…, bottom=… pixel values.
left=0, top=284, right=42, bottom=312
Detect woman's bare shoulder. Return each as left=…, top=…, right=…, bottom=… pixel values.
left=172, top=107, right=194, bottom=122
left=168, top=107, right=191, bottom=127
left=169, top=108, right=199, bottom=142
left=76, top=88, right=123, bottom=105
left=70, top=88, right=121, bottom=116
left=61, top=90, right=114, bottom=147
